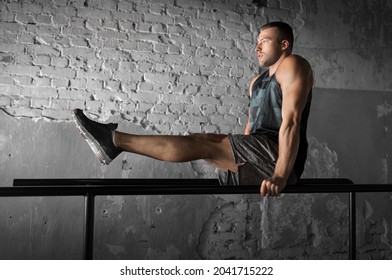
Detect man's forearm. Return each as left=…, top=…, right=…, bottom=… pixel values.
left=273, top=121, right=300, bottom=181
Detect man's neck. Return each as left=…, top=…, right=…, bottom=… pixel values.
left=268, top=53, right=290, bottom=76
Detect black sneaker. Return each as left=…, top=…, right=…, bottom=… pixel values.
left=72, top=109, right=123, bottom=165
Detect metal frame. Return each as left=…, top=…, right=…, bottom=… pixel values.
left=1, top=178, right=390, bottom=260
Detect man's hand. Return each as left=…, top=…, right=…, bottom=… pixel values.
left=260, top=175, right=287, bottom=196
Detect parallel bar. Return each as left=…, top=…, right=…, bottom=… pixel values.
left=13, top=178, right=220, bottom=187
left=13, top=178, right=353, bottom=187
left=1, top=184, right=392, bottom=197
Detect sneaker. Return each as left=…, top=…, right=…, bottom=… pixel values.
left=72, top=109, right=123, bottom=165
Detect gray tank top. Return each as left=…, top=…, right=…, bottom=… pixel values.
left=249, top=69, right=312, bottom=177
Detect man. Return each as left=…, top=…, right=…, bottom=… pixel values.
left=72, top=21, right=313, bottom=196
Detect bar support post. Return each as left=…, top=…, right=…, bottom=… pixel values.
left=349, top=191, right=356, bottom=260
left=84, top=193, right=95, bottom=260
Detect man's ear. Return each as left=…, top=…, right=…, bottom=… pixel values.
left=281, top=40, right=290, bottom=51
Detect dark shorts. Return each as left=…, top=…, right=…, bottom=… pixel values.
left=218, top=134, right=298, bottom=186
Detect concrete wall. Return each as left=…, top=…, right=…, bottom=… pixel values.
left=0, top=0, right=391, bottom=259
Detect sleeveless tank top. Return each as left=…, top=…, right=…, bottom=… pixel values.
left=249, top=69, right=312, bottom=177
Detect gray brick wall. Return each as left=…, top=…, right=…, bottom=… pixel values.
left=0, top=0, right=299, bottom=134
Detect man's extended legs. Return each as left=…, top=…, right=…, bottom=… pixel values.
left=72, top=109, right=238, bottom=172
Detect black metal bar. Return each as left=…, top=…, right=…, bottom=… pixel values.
left=2, top=184, right=392, bottom=197
left=12, top=178, right=353, bottom=187
left=349, top=191, right=356, bottom=260
left=13, top=178, right=221, bottom=187
left=84, top=193, right=95, bottom=260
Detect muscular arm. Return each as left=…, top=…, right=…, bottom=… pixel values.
left=245, top=75, right=260, bottom=135
left=260, top=55, right=313, bottom=196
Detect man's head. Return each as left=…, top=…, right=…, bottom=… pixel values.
left=255, top=22, right=294, bottom=68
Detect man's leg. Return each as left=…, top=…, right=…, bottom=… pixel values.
left=72, top=109, right=238, bottom=172
left=115, top=132, right=238, bottom=172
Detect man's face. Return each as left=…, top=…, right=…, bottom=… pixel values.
left=255, top=27, right=282, bottom=68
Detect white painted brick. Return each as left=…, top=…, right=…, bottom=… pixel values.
left=152, top=104, right=168, bottom=114
left=105, top=80, right=121, bottom=91
left=128, top=32, right=161, bottom=43
left=170, top=124, right=187, bottom=134
left=86, top=100, right=102, bottom=112
left=206, top=38, right=234, bottom=49
left=70, top=79, right=87, bottom=89
left=167, top=6, right=183, bottom=16
left=0, top=11, right=15, bottom=22
left=0, top=43, right=25, bottom=53
left=153, top=0, right=175, bottom=5
left=50, top=98, right=69, bottom=110
left=69, top=100, right=86, bottom=109
left=11, top=96, right=30, bottom=107
left=0, top=85, right=21, bottom=95
left=192, top=95, right=221, bottom=105
left=36, top=14, right=52, bottom=25
left=162, top=93, right=191, bottom=104
left=187, top=124, right=202, bottom=134
left=199, top=66, right=215, bottom=76
left=169, top=104, right=185, bottom=113
left=77, top=7, right=111, bottom=19
left=153, top=82, right=170, bottom=92
left=168, top=45, right=182, bottom=54
left=6, top=65, right=40, bottom=76
left=63, top=47, right=96, bottom=59
left=207, top=76, right=237, bottom=86
left=137, top=41, right=154, bottom=52
left=63, top=26, right=96, bottom=37
left=144, top=72, right=175, bottom=83
left=118, top=2, right=134, bottom=12
left=151, top=23, right=167, bottom=34
left=147, top=112, right=178, bottom=124
left=77, top=69, right=110, bottom=81
left=0, top=22, right=23, bottom=33
left=136, top=102, right=154, bottom=113
left=21, top=86, right=58, bottom=98
left=176, top=0, right=204, bottom=9
left=52, top=78, right=69, bottom=88
left=0, top=95, right=12, bottom=106
left=98, top=30, right=127, bottom=40
left=42, top=109, right=70, bottom=120
left=51, top=57, right=69, bottom=68
left=179, top=74, right=207, bottom=85
left=33, top=55, right=51, bottom=66
left=0, top=75, right=13, bottom=85
left=86, top=79, right=103, bottom=90
left=163, top=54, right=187, bottom=65
left=138, top=81, right=154, bottom=91
left=144, top=13, right=174, bottom=25
left=202, top=124, right=219, bottom=133
left=131, top=91, right=160, bottom=104
left=58, top=89, right=89, bottom=100
left=189, top=18, right=218, bottom=29
left=221, top=21, right=249, bottom=33
left=26, top=24, right=61, bottom=36
left=42, top=66, right=76, bottom=79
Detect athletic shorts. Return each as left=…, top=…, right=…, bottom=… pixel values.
left=218, top=134, right=298, bottom=186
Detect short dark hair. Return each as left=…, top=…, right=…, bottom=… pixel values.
left=260, top=21, right=294, bottom=52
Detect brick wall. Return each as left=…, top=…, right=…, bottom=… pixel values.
left=0, top=0, right=300, bottom=135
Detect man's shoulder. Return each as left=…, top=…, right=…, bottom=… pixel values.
left=276, top=54, right=313, bottom=80
left=281, top=54, right=311, bottom=69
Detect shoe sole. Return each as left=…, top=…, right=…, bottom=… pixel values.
left=72, top=111, right=113, bottom=165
